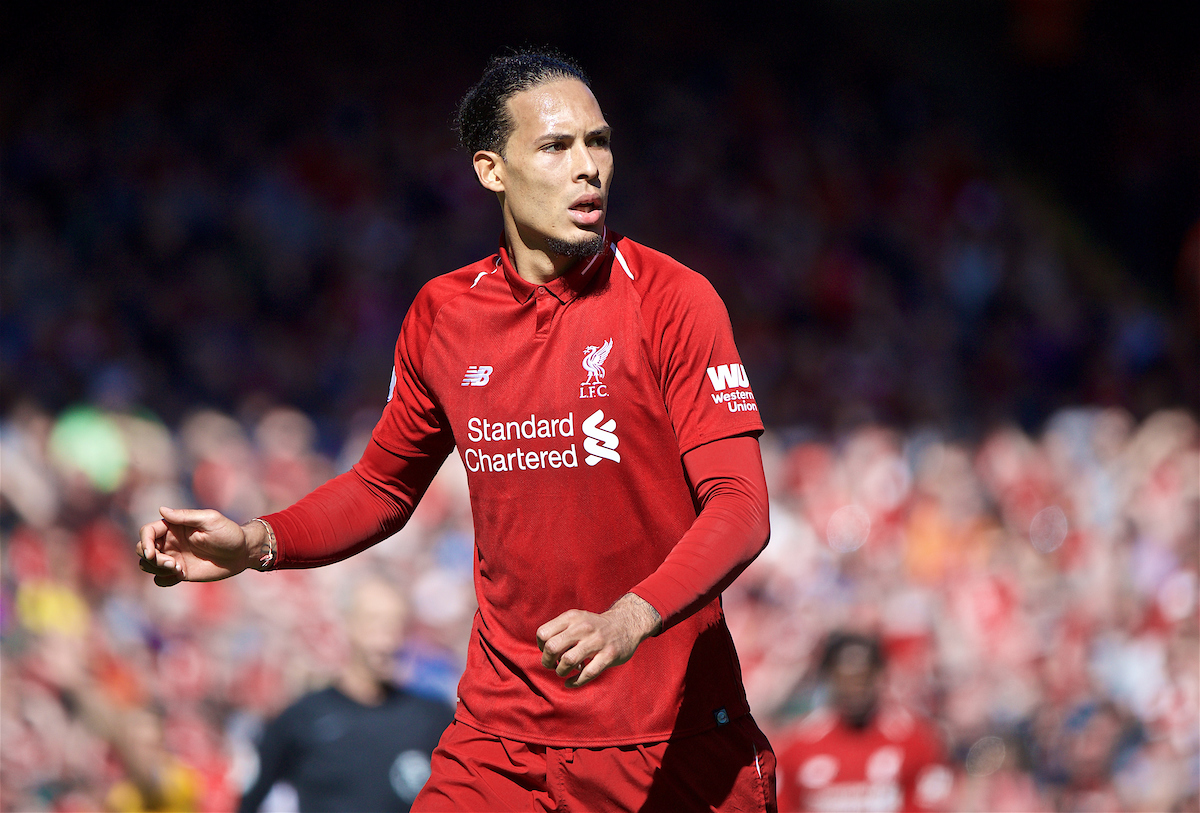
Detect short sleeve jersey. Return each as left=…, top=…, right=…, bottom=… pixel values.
left=374, top=231, right=763, bottom=747
left=775, top=706, right=955, bottom=812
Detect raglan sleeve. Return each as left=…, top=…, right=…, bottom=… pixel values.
left=623, top=262, right=769, bottom=630
left=264, top=287, right=455, bottom=568
left=373, top=285, right=456, bottom=460
left=652, top=268, right=763, bottom=454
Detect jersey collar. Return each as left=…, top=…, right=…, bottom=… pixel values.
left=498, top=227, right=615, bottom=304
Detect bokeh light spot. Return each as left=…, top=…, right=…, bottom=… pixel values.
left=826, top=504, right=871, bottom=553
left=965, top=735, right=1006, bottom=777
left=1029, top=505, right=1068, bottom=553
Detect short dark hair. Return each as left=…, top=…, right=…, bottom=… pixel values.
left=454, top=48, right=590, bottom=156
left=818, top=631, right=886, bottom=675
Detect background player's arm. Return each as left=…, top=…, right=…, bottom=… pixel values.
left=536, top=433, right=769, bottom=686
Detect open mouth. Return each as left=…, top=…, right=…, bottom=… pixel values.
left=568, top=199, right=603, bottom=225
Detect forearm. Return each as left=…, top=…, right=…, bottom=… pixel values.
left=630, top=435, right=769, bottom=631
left=263, top=439, right=445, bottom=568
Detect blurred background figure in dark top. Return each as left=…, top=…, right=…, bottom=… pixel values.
left=238, top=579, right=454, bottom=813
left=774, top=632, right=953, bottom=812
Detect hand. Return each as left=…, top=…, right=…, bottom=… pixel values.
left=536, top=593, right=662, bottom=688
left=136, top=507, right=259, bottom=587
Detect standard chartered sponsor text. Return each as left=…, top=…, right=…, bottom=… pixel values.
left=464, top=412, right=580, bottom=472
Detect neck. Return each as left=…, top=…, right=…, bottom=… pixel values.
left=504, top=227, right=573, bottom=285
left=337, top=663, right=389, bottom=706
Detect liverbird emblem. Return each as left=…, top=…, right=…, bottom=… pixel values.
left=581, top=338, right=614, bottom=386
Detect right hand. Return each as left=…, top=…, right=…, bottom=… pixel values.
left=136, top=507, right=258, bottom=586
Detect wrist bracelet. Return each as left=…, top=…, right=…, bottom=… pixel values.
left=248, top=517, right=277, bottom=571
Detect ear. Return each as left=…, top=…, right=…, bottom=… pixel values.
left=473, top=150, right=505, bottom=193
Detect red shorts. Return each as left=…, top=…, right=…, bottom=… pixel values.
left=413, top=715, right=776, bottom=812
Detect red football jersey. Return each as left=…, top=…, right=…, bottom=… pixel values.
left=373, top=231, right=764, bottom=746
left=775, top=706, right=954, bottom=812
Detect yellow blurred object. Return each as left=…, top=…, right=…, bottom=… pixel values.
left=15, top=581, right=90, bottom=636
left=104, top=760, right=204, bottom=813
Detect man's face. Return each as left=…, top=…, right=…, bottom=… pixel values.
left=829, top=644, right=883, bottom=727
left=347, top=582, right=407, bottom=684
left=490, top=78, right=613, bottom=259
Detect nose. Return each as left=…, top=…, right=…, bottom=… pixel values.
left=573, top=141, right=599, bottom=183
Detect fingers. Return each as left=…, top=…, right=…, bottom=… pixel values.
left=537, top=610, right=610, bottom=681
left=565, top=650, right=613, bottom=688
left=138, top=551, right=184, bottom=584
left=536, top=613, right=572, bottom=650
left=136, top=516, right=184, bottom=584
left=538, top=611, right=600, bottom=672
left=537, top=606, right=647, bottom=687
left=154, top=571, right=184, bottom=588
left=137, top=524, right=169, bottom=568
left=553, top=640, right=591, bottom=678
left=158, top=505, right=219, bottom=528
left=536, top=613, right=574, bottom=667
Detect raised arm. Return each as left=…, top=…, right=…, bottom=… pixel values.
left=137, top=436, right=450, bottom=585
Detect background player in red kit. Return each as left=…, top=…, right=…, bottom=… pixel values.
left=136, top=50, right=777, bottom=811
left=775, top=633, right=954, bottom=812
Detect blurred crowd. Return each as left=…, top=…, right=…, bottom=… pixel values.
left=3, top=7, right=1196, bottom=437
left=3, top=4, right=1198, bottom=812
left=1, top=401, right=1196, bottom=811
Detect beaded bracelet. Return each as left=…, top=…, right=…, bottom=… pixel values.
left=247, top=517, right=277, bottom=571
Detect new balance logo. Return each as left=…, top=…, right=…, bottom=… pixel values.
left=461, top=366, right=493, bottom=386
left=706, top=364, right=750, bottom=391
left=582, top=409, right=620, bottom=466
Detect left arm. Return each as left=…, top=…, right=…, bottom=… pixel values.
left=537, top=433, right=769, bottom=686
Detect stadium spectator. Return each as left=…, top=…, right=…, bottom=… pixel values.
left=774, top=631, right=954, bottom=812
left=1, top=404, right=1196, bottom=810
left=32, top=632, right=209, bottom=813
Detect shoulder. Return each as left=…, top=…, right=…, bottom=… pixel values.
left=408, top=256, right=500, bottom=320
left=613, top=236, right=717, bottom=295
left=610, top=235, right=727, bottom=325
left=277, top=686, right=340, bottom=720
left=878, top=705, right=943, bottom=748
left=256, top=689, right=334, bottom=743
left=780, top=707, right=839, bottom=748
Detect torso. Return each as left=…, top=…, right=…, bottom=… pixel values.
left=377, top=233, right=763, bottom=745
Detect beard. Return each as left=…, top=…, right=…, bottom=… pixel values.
left=545, top=232, right=605, bottom=259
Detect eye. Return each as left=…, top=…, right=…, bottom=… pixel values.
left=588, top=135, right=611, bottom=149
left=542, top=141, right=565, bottom=152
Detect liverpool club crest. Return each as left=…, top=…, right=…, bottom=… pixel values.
left=580, top=339, right=613, bottom=398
